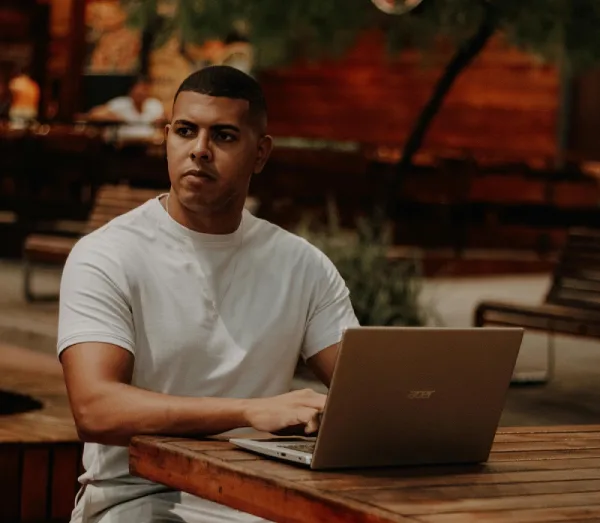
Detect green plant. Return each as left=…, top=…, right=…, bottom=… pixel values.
left=296, top=201, right=432, bottom=327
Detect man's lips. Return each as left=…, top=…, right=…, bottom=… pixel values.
left=183, top=169, right=217, bottom=181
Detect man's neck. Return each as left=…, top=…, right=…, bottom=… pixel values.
left=164, top=194, right=242, bottom=235
left=132, top=99, right=144, bottom=113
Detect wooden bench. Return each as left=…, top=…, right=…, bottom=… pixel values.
left=23, top=184, right=164, bottom=301
left=474, top=227, right=600, bottom=382
left=0, top=343, right=81, bottom=523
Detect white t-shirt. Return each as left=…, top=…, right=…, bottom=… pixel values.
left=106, top=96, right=164, bottom=139
left=57, top=196, right=359, bottom=522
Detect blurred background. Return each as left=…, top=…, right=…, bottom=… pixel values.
left=2, top=2, right=600, bottom=519
left=2, top=1, right=600, bottom=261
left=0, top=0, right=600, bottom=521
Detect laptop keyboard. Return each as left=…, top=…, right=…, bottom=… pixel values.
left=277, top=442, right=316, bottom=454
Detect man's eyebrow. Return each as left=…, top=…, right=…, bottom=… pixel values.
left=172, top=120, right=241, bottom=133
left=173, top=119, right=197, bottom=127
left=211, top=124, right=241, bottom=133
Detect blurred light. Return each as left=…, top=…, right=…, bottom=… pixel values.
left=371, top=0, right=423, bottom=15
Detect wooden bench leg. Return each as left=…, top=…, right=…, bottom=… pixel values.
left=511, top=333, right=556, bottom=385
left=23, top=258, right=60, bottom=303
left=23, top=257, right=35, bottom=303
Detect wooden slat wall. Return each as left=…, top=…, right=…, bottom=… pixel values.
left=259, top=31, right=560, bottom=161
left=0, top=442, right=82, bottom=523
left=20, top=447, right=50, bottom=522
left=50, top=444, right=83, bottom=521
left=0, top=446, right=21, bottom=522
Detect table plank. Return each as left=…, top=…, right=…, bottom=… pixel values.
left=415, top=504, right=600, bottom=522
left=347, top=489, right=600, bottom=516
left=493, top=431, right=600, bottom=443
left=130, top=437, right=416, bottom=523
left=130, top=426, right=600, bottom=523
left=0, top=343, right=78, bottom=443
left=491, top=439, right=600, bottom=452
left=301, top=457, right=600, bottom=490
left=488, top=449, right=600, bottom=461
left=496, top=426, right=600, bottom=434
left=203, top=449, right=263, bottom=462
left=346, top=479, right=600, bottom=501
left=301, top=464, right=600, bottom=490
left=235, top=450, right=600, bottom=482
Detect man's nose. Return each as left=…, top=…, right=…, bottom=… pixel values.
left=190, top=131, right=213, bottom=162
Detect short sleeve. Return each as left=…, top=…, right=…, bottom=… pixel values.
left=142, top=98, right=165, bottom=121
left=301, top=250, right=359, bottom=361
left=57, top=235, right=135, bottom=357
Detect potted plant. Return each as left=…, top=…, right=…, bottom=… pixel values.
left=296, top=200, right=432, bottom=327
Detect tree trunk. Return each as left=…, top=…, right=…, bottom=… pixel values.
left=384, top=3, right=499, bottom=219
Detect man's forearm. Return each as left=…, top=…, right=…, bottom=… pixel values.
left=74, top=382, right=250, bottom=446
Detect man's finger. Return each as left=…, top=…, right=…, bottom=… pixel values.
left=304, top=410, right=322, bottom=435
left=273, top=424, right=306, bottom=437
left=302, top=394, right=326, bottom=411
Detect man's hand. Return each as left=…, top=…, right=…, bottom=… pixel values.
left=243, top=389, right=326, bottom=435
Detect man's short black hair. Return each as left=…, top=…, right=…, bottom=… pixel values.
left=174, top=65, right=267, bottom=132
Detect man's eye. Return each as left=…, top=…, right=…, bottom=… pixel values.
left=176, top=127, right=194, bottom=137
left=215, top=131, right=235, bottom=142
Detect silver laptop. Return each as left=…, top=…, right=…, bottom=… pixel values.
left=231, top=326, right=523, bottom=469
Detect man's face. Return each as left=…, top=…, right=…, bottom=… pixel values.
left=165, top=91, right=271, bottom=214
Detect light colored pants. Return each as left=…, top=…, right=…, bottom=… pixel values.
left=71, top=480, right=271, bottom=523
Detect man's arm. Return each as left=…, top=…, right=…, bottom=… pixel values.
left=300, top=245, right=359, bottom=389
left=86, top=104, right=123, bottom=122
left=306, top=343, right=339, bottom=388
left=61, top=342, right=326, bottom=447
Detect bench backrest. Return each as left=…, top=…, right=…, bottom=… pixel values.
left=545, top=228, right=600, bottom=311
left=84, top=184, right=165, bottom=234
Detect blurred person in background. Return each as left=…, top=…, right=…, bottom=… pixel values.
left=8, top=66, right=40, bottom=124
left=86, top=77, right=165, bottom=141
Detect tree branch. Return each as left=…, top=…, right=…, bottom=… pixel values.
left=385, top=3, right=499, bottom=217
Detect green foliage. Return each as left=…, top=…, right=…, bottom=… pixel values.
left=296, top=201, right=432, bottom=327
left=501, top=1, right=600, bottom=71
left=387, top=0, right=600, bottom=72
left=121, top=0, right=600, bottom=72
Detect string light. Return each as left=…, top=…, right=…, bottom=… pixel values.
left=371, top=0, right=423, bottom=15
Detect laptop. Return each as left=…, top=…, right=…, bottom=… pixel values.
left=230, top=326, right=523, bottom=469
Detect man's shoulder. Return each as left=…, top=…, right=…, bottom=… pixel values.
left=106, top=96, right=132, bottom=111
left=70, top=200, right=159, bottom=260
left=144, top=98, right=164, bottom=110
left=250, top=214, right=324, bottom=264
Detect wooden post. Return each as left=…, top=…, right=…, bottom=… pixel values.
left=59, top=0, right=87, bottom=120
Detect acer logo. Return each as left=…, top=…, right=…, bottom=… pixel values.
left=407, top=390, right=435, bottom=400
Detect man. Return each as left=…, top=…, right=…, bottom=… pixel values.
left=86, top=77, right=165, bottom=140
left=59, top=65, right=359, bottom=522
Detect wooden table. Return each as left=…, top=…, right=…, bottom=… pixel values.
left=130, top=425, right=600, bottom=523
left=0, top=343, right=81, bottom=523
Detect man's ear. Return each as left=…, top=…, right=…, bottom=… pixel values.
left=164, top=123, right=171, bottom=142
left=254, top=135, right=273, bottom=174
